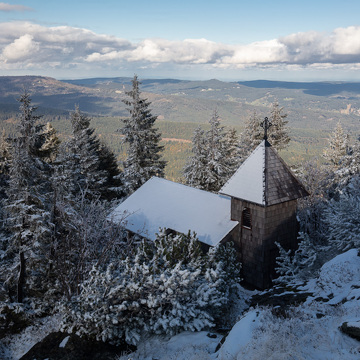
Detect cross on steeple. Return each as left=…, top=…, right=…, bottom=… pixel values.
left=260, top=117, right=272, bottom=140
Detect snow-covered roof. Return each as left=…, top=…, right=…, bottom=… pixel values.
left=110, top=177, right=238, bottom=246
left=220, top=140, right=309, bottom=206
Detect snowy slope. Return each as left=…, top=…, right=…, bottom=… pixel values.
left=2, top=250, right=359, bottom=360
left=118, top=249, right=360, bottom=360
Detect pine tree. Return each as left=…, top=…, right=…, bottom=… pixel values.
left=61, top=231, right=239, bottom=345
left=202, top=110, right=231, bottom=191
left=223, top=127, right=242, bottom=175
left=323, top=121, right=350, bottom=167
left=268, top=101, right=290, bottom=150
left=4, top=92, right=52, bottom=303
left=57, top=106, right=107, bottom=200
left=183, top=126, right=207, bottom=188
left=347, top=135, right=360, bottom=176
left=0, top=130, right=11, bottom=205
left=48, top=108, right=124, bottom=299
left=36, top=122, right=60, bottom=163
left=97, top=142, right=124, bottom=201
left=239, top=103, right=290, bottom=157
left=184, top=111, right=238, bottom=192
left=324, top=176, right=360, bottom=252
left=275, top=233, right=322, bottom=284
left=239, top=110, right=262, bottom=159
left=296, top=158, right=333, bottom=239
left=121, top=75, right=166, bottom=193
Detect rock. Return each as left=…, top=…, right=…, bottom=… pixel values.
left=19, top=331, right=136, bottom=360
left=340, top=321, right=360, bottom=341
left=250, top=286, right=311, bottom=310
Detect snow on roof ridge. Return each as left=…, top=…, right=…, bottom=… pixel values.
left=219, top=140, right=266, bottom=205
left=221, top=140, right=266, bottom=190
left=150, top=176, right=231, bottom=200
left=220, top=139, right=308, bottom=206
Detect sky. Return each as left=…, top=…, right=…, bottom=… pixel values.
left=0, top=0, right=360, bottom=81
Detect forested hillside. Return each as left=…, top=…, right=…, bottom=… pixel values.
left=1, top=76, right=360, bottom=179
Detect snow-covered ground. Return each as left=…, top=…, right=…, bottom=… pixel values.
left=119, top=249, right=360, bottom=360
left=0, top=314, right=61, bottom=360
left=1, top=250, right=359, bottom=360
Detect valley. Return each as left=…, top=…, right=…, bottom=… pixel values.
left=0, top=76, right=359, bottom=180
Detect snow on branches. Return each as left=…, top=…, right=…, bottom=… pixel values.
left=61, top=231, right=241, bottom=345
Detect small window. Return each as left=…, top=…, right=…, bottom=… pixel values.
left=242, top=208, right=252, bottom=229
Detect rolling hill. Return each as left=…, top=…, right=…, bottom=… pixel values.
left=1, top=75, right=359, bottom=179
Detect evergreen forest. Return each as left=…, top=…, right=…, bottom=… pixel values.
left=0, top=76, right=359, bottom=359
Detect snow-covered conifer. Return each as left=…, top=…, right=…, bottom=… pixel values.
left=296, top=158, right=332, bottom=240
left=36, top=122, right=60, bottom=163
left=323, top=121, right=350, bottom=167
left=348, top=135, right=360, bottom=175
left=323, top=176, right=360, bottom=252
left=121, top=75, right=166, bottom=193
left=184, top=110, right=238, bottom=191
left=275, top=233, right=327, bottom=284
left=223, top=127, right=242, bottom=175
left=239, top=102, right=290, bottom=157
left=239, top=110, right=262, bottom=159
left=268, top=101, right=290, bottom=151
left=62, top=231, right=240, bottom=345
left=97, top=142, right=124, bottom=200
left=66, top=106, right=106, bottom=199
left=56, top=106, right=121, bottom=201
left=202, top=110, right=232, bottom=191
left=183, top=126, right=207, bottom=188
left=0, top=130, right=11, bottom=206
left=4, top=92, right=52, bottom=303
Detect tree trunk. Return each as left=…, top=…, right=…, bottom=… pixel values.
left=17, top=251, right=26, bottom=303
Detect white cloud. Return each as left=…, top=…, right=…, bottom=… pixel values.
left=332, top=26, right=360, bottom=55
left=0, top=2, right=32, bottom=11
left=2, top=34, right=39, bottom=62
left=218, top=40, right=288, bottom=68
left=0, top=21, right=360, bottom=76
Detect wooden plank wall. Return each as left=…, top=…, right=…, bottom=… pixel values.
left=230, top=198, right=298, bottom=289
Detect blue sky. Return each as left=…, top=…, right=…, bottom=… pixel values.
left=0, top=0, right=360, bottom=81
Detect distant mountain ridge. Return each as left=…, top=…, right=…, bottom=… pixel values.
left=0, top=75, right=359, bottom=133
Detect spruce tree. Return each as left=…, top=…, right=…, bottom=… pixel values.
left=239, top=102, right=290, bottom=157
left=184, top=111, right=238, bottom=192
left=223, top=127, right=241, bottom=175
left=323, top=121, right=350, bottom=167
left=202, top=110, right=231, bottom=192
left=97, top=141, right=124, bottom=200
left=268, top=101, right=290, bottom=150
left=4, top=92, right=52, bottom=302
left=57, top=106, right=107, bottom=200
left=239, top=110, right=262, bottom=159
left=37, top=122, right=60, bottom=163
left=347, top=135, right=360, bottom=175
left=50, top=108, right=123, bottom=299
left=0, top=130, right=11, bottom=205
left=183, top=126, right=207, bottom=188
left=121, top=75, right=166, bottom=193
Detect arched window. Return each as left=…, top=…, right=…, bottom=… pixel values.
left=242, top=207, right=251, bottom=229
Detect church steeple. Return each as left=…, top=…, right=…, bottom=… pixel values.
left=219, top=128, right=309, bottom=289
left=220, top=139, right=308, bottom=206
left=260, top=116, right=272, bottom=141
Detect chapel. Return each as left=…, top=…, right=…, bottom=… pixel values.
left=111, top=121, right=309, bottom=289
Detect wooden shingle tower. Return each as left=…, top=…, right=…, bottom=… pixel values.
left=220, top=118, right=309, bottom=289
